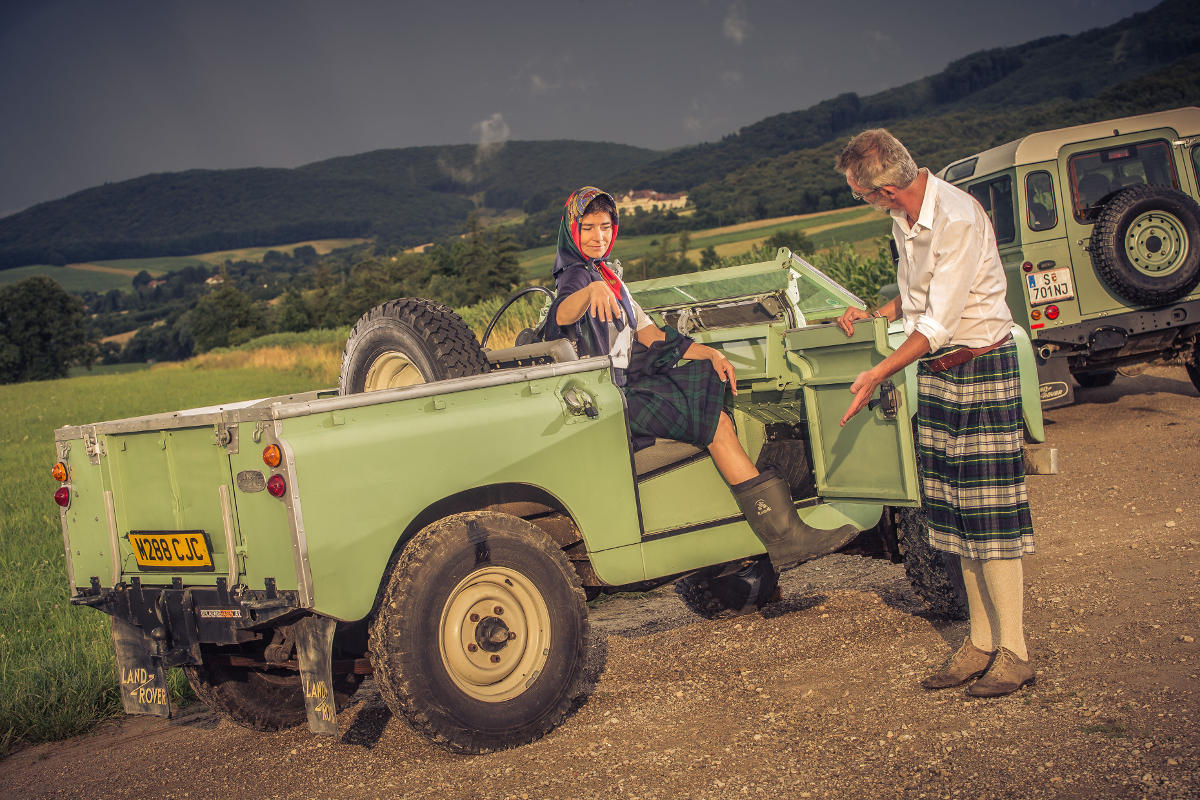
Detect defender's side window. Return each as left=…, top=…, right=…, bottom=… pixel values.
left=968, top=176, right=1016, bottom=244
left=1068, top=140, right=1178, bottom=222
left=1192, top=145, right=1200, bottom=188
left=1025, top=171, right=1057, bottom=231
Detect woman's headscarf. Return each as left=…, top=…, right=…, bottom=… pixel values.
left=553, top=186, right=619, bottom=277
left=546, top=187, right=636, bottom=357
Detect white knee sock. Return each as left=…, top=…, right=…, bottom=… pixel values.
left=982, top=557, right=1028, bottom=660
left=959, top=557, right=997, bottom=652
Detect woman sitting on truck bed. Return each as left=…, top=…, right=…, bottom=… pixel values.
left=544, top=186, right=853, bottom=569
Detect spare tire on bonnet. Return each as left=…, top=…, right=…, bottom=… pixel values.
left=339, top=298, right=490, bottom=394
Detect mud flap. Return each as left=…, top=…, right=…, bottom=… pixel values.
left=1036, top=354, right=1074, bottom=409
left=295, top=615, right=338, bottom=737
left=111, top=616, right=171, bottom=718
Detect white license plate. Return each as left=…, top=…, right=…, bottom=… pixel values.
left=1025, top=268, right=1075, bottom=306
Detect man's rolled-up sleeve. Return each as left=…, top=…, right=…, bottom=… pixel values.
left=913, top=217, right=981, bottom=352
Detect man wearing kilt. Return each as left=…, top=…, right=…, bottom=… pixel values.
left=834, top=131, right=1036, bottom=697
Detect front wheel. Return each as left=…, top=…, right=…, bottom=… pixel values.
left=674, top=558, right=780, bottom=619
left=896, top=506, right=968, bottom=619
left=369, top=512, right=598, bottom=754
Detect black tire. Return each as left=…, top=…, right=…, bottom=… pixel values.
left=369, top=511, right=598, bottom=754
left=1073, top=369, right=1118, bottom=388
left=183, top=642, right=362, bottom=731
left=338, top=298, right=489, bottom=394
left=674, top=558, right=780, bottom=619
left=1187, top=343, right=1200, bottom=394
left=1090, top=185, right=1200, bottom=306
left=896, top=506, right=968, bottom=619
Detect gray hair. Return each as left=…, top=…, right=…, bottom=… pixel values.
left=835, top=129, right=918, bottom=190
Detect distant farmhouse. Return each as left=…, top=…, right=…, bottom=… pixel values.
left=616, top=190, right=687, bottom=214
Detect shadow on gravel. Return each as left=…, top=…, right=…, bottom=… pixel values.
left=1072, top=373, right=1198, bottom=405
left=340, top=690, right=393, bottom=749
left=170, top=707, right=220, bottom=730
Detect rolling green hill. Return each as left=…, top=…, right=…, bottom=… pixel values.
left=0, top=141, right=659, bottom=269
left=609, top=0, right=1200, bottom=196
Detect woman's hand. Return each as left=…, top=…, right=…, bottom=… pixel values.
left=686, top=343, right=738, bottom=396
left=556, top=281, right=625, bottom=325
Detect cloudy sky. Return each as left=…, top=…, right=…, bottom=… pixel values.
left=0, top=0, right=1161, bottom=217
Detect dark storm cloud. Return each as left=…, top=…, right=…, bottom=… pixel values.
left=0, top=0, right=1162, bottom=217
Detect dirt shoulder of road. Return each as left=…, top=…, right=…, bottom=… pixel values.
left=2, top=366, right=1197, bottom=800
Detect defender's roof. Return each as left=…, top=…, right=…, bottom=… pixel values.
left=939, top=107, right=1200, bottom=181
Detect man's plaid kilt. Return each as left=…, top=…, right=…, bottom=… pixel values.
left=916, top=341, right=1035, bottom=560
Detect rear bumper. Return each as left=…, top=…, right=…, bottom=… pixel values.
left=72, top=577, right=301, bottom=668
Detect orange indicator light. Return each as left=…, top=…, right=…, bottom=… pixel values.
left=52, top=462, right=68, bottom=481
left=262, top=444, right=282, bottom=468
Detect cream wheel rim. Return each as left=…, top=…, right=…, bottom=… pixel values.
left=439, top=566, right=551, bottom=702
left=363, top=351, right=426, bottom=390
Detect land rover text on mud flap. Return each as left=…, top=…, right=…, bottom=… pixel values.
left=938, top=107, right=1200, bottom=408
left=54, top=250, right=1053, bottom=753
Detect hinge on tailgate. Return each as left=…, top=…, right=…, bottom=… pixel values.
left=214, top=422, right=239, bottom=454
left=84, top=428, right=104, bottom=464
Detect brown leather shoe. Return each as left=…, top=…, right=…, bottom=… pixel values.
left=920, top=637, right=994, bottom=690
left=965, top=647, right=1036, bottom=698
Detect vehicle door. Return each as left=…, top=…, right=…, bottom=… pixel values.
left=778, top=254, right=921, bottom=506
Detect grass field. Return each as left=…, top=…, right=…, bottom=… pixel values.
left=0, top=239, right=370, bottom=295
left=517, top=205, right=887, bottom=281
left=0, top=264, right=145, bottom=294
left=0, top=364, right=336, bottom=757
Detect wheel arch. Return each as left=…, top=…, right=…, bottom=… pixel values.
left=363, top=482, right=594, bottom=622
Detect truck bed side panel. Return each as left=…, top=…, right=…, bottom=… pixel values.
left=279, top=368, right=637, bottom=621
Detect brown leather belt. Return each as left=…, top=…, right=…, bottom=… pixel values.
left=921, top=333, right=1013, bottom=373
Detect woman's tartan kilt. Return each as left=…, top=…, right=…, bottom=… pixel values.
left=916, top=341, right=1035, bottom=560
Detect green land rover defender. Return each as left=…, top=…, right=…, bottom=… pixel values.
left=938, top=107, right=1200, bottom=407
left=53, top=251, right=1051, bottom=753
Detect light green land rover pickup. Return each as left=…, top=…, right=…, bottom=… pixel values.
left=53, top=250, right=1051, bottom=753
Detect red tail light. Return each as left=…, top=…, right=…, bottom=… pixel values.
left=54, top=487, right=71, bottom=507
left=1046, top=305, right=1060, bottom=320
left=266, top=474, right=287, bottom=498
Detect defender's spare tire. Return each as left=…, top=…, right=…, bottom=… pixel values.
left=1090, top=185, right=1200, bottom=306
left=339, top=298, right=489, bottom=394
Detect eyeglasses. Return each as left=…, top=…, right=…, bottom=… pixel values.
left=851, top=186, right=882, bottom=202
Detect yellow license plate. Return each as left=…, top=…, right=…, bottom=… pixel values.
left=128, top=531, right=215, bottom=571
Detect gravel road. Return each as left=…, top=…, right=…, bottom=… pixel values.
left=3, top=366, right=1197, bottom=800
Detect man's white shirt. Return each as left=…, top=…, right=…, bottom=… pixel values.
left=891, top=169, right=1014, bottom=352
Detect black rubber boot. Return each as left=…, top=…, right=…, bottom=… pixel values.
left=733, top=472, right=858, bottom=569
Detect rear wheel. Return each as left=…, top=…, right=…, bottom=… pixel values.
left=369, top=512, right=598, bottom=754
left=896, top=506, right=968, bottom=619
left=1187, top=342, right=1200, bottom=394
left=1073, top=369, right=1117, bottom=388
left=674, top=558, right=780, bottom=619
left=183, top=641, right=362, bottom=731
left=339, top=298, right=489, bottom=394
